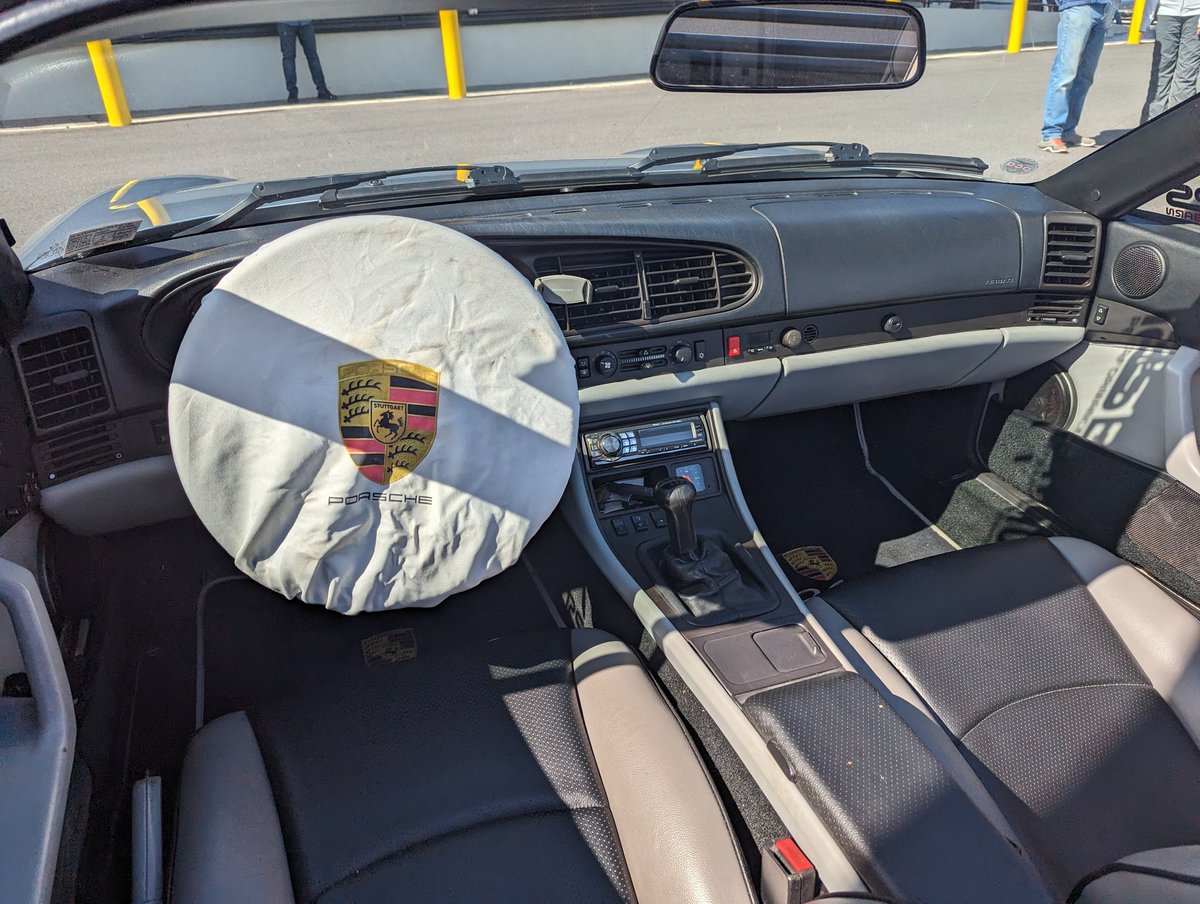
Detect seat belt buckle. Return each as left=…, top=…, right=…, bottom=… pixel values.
left=760, top=837, right=818, bottom=904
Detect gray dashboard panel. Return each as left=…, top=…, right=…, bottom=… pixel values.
left=756, top=193, right=1023, bottom=312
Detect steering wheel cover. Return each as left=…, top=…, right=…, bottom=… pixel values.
left=168, top=215, right=578, bottom=613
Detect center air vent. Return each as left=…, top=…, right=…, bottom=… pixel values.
left=16, top=320, right=112, bottom=432
left=532, top=244, right=754, bottom=332
left=1042, top=216, right=1099, bottom=288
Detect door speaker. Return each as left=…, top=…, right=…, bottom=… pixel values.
left=1112, top=242, right=1167, bottom=299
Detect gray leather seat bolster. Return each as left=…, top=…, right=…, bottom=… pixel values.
left=805, top=596, right=1031, bottom=855
left=172, top=711, right=295, bottom=904
left=1050, top=537, right=1200, bottom=748
left=1074, top=846, right=1200, bottom=903
left=571, top=628, right=755, bottom=904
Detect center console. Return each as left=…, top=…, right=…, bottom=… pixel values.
left=579, top=406, right=838, bottom=698
left=571, top=403, right=1057, bottom=904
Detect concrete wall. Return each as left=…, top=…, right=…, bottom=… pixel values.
left=0, top=11, right=1060, bottom=124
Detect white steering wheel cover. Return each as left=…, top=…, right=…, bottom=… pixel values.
left=168, top=215, right=578, bottom=613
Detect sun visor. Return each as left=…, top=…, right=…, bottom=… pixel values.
left=168, top=215, right=578, bottom=614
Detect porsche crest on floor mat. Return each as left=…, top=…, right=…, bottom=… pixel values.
left=782, top=546, right=838, bottom=582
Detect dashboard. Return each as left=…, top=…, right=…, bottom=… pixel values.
left=2, top=175, right=1181, bottom=529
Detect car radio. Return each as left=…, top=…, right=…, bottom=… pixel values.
left=584, top=415, right=708, bottom=467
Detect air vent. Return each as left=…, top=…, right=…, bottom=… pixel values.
left=644, top=250, right=754, bottom=319
left=1042, top=217, right=1099, bottom=288
left=35, top=421, right=122, bottom=482
left=1027, top=296, right=1085, bottom=325
left=532, top=245, right=755, bottom=332
left=16, top=323, right=112, bottom=432
left=801, top=324, right=820, bottom=344
left=533, top=252, right=643, bottom=330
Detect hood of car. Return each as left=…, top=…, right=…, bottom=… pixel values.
left=16, top=157, right=651, bottom=269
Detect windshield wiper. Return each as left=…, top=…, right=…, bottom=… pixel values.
left=634, top=141, right=987, bottom=175
left=174, top=165, right=505, bottom=237
left=631, top=140, right=841, bottom=171
left=320, top=164, right=647, bottom=207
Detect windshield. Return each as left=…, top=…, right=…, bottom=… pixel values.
left=0, top=0, right=1186, bottom=262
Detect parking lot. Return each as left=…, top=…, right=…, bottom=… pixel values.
left=0, top=41, right=1154, bottom=244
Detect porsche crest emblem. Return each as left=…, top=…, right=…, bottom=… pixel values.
left=782, top=546, right=838, bottom=582
left=338, top=360, right=439, bottom=484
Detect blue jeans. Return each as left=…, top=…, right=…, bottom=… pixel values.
left=277, top=22, right=328, bottom=95
left=1042, top=3, right=1113, bottom=140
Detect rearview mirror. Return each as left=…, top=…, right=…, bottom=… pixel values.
left=651, top=0, right=925, bottom=93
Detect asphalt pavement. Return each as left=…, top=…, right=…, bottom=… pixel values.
left=0, top=41, right=1156, bottom=244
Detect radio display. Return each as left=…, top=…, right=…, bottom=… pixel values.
left=641, top=422, right=695, bottom=448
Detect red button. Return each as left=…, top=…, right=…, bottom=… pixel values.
left=727, top=335, right=742, bottom=358
left=774, top=837, right=814, bottom=874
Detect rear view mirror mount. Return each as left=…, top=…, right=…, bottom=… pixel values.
left=650, top=0, right=926, bottom=93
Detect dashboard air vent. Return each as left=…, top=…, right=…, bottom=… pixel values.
left=532, top=245, right=755, bottom=332
left=534, top=252, right=643, bottom=330
left=1042, top=217, right=1099, bottom=288
left=35, top=421, right=122, bottom=482
left=801, top=324, right=820, bottom=344
left=644, top=250, right=754, bottom=319
left=16, top=324, right=112, bottom=432
left=1027, top=296, right=1085, bottom=325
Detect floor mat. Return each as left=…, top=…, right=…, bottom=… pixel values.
left=200, top=547, right=558, bottom=723
left=725, top=406, right=954, bottom=592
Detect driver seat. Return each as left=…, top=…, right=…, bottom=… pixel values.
left=170, top=626, right=755, bottom=904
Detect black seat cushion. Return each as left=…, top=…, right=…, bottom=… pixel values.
left=246, top=629, right=632, bottom=903
left=824, top=538, right=1200, bottom=895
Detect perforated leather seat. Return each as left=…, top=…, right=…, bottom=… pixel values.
left=815, top=537, right=1200, bottom=902
left=171, top=628, right=754, bottom=904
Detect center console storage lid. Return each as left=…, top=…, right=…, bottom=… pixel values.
left=743, top=671, right=1053, bottom=903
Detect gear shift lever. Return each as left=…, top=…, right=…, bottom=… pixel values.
left=652, top=477, right=698, bottom=558
left=604, top=475, right=771, bottom=622
left=605, top=477, right=699, bottom=557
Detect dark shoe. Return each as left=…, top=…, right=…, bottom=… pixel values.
left=287, top=92, right=299, bottom=104
left=317, top=90, right=338, bottom=101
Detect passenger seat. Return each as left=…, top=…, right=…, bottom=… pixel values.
left=171, top=628, right=755, bottom=904
left=816, top=537, right=1200, bottom=902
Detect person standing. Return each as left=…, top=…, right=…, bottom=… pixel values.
left=277, top=20, right=337, bottom=103
left=1145, top=0, right=1200, bottom=121
left=1040, top=0, right=1116, bottom=153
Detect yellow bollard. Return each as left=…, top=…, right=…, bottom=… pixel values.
left=439, top=10, right=467, bottom=99
left=1007, top=0, right=1028, bottom=53
left=1127, top=0, right=1147, bottom=43
left=86, top=39, right=132, bottom=127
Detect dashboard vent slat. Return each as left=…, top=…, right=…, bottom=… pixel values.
left=532, top=244, right=755, bottom=332
left=1027, top=295, right=1085, bottom=325
left=16, top=324, right=112, bottom=432
left=37, top=421, right=122, bottom=482
left=1042, top=218, right=1099, bottom=288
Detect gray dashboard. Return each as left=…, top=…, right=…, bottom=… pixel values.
left=4, top=174, right=1153, bottom=532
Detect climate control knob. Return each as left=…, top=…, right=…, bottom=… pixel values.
left=594, top=351, right=618, bottom=377
left=598, top=433, right=622, bottom=458
left=672, top=343, right=694, bottom=365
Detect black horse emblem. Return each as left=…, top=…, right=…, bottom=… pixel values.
left=374, top=408, right=401, bottom=443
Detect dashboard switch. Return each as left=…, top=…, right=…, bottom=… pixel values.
left=882, top=314, right=904, bottom=335
left=694, top=340, right=707, bottom=362
left=727, top=335, right=742, bottom=358
left=780, top=328, right=803, bottom=349
left=672, top=343, right=694, bottom=365
left=594, top=351, right=618, bottom=377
